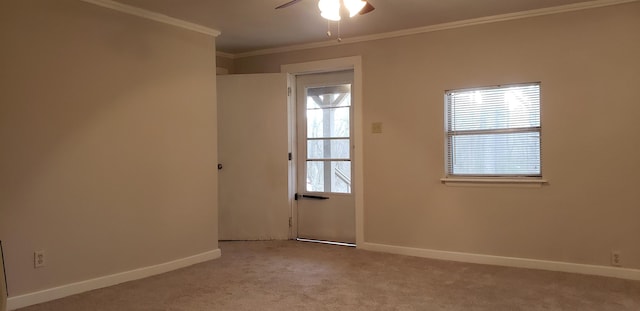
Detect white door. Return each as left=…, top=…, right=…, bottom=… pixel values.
left=217, top=73, right=291, bottom=240
left=296, top=71, right=355, bottom=244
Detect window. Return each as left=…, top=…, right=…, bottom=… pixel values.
left=305, top=84, right=352, bottom=193
left=445, top=83, right=541, bottom=178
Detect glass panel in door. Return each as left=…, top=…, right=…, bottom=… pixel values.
left=304, top=84, right=352, bottom=194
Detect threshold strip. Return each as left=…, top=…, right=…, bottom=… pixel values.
left=296, top=238, right=355, bottom=247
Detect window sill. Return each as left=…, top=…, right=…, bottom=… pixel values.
left=440, top=177, right=548, bottom=188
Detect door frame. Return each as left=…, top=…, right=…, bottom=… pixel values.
left=281, top=56, right=364, bottom=246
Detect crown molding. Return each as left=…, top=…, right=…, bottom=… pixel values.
left=231, top=0, right=638, bottom=58
left=80, top=0, right=221, bottom=37
left=216, top=51, right=236, bottom=59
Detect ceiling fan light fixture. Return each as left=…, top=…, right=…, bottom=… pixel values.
left=344, top=0, right=367, bottom=17
left=318, top=0, right=341, bottom=21
left=320, top=11, right=341, bottom=21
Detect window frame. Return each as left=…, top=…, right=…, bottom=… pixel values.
left=443, top=82, right=544, bottom=184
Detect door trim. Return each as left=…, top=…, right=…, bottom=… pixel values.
left=281, top=56, right=364, bottom=246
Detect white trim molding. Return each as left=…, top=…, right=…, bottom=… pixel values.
left=232, top=0, right=638, bottom=58
left=216, top=51, right=236, bottom=59
left=80, top=0, right=221, bottom=37
left=360, top=242, right=640, bottom=281
left=7, top=249, right=221, bottom=311
left=441, top=178, right=548, bottom=188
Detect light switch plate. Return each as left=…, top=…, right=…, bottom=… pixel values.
left=372, top=122, right=383, bottom=134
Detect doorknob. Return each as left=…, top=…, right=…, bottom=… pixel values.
left=217, top=164, right=223, bottom=170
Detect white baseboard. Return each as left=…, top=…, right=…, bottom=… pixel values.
left=7, top=249, right=221, bottom=310
left=359, top=242, right=640, bottom=281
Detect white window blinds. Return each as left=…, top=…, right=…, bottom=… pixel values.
left=445, top=83, right=541, bottom=177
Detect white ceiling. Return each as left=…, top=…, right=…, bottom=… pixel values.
left=116, top=0, right=598, bottom=54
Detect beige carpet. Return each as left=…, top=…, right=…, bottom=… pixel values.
left=18, top=241, right=640, bottom=310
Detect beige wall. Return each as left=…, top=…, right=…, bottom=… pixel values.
left=0, top=0, right=218, bottom=296
left=234, top=2, right=640, bottom=269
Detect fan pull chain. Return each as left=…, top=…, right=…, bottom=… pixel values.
left=327, top=20, right=332, bottom=37
left=337, top=20, right=342, bottom=42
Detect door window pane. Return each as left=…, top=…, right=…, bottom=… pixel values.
left=306, top=161, right=325, bottom=192
left=331, top=161, right=351, bottom=193
left=307, top=107, right=350, bottom=138
left=306, top=161, right=351, bottom=193
left=306, top=85, right=351, bottom=108
left=307, top=139, right=350, bottom=160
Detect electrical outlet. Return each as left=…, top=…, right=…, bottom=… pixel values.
left=34, top=250, right=46, bottom=268
left=611, top=251, right=621, bottom=267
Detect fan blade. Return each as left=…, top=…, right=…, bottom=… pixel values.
left=359, top=2, right=375, bottom=15
left=275, top=0, right=304, bottom=9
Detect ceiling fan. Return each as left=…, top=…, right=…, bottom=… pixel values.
left=276, top=0, right=375, bottom=41
left=276, top=0, right=375, bottom=21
